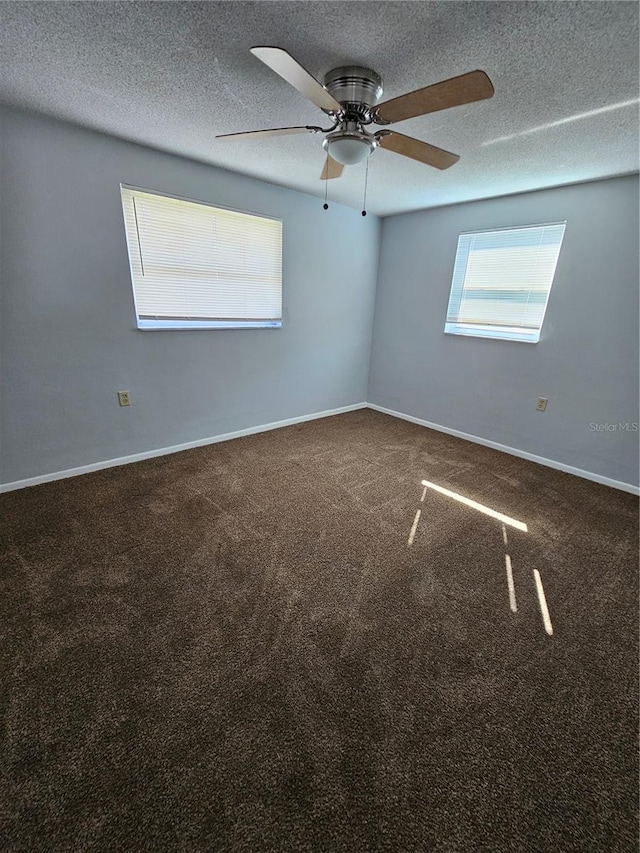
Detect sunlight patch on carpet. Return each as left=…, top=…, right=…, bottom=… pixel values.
left=421, top=480, right=528, bottom=532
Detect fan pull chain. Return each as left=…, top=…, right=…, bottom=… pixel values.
left=323, top=157, right=329, bottom=210
left=361, top=158, right=369, bottom=216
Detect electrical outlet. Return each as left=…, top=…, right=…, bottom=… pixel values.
left=118, top=391, right=131, bottom=407
left=536, top=397, right=548, bottom=412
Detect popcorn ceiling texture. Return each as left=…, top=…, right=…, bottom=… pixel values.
left=0, top=1, right=638, bottom=215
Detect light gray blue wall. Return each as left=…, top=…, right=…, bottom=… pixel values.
left=0, top=106, right=380, bottom=484
left=368, top=174, right=639, bottom=486
left=2, top=105, right=637, bottom=489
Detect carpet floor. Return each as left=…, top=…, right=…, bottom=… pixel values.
left=1, top=409, right=638, bottom=852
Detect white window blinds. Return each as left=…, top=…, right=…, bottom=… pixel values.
left=444, top=222, right=566, bottom=343
left=120, top=186, right=282, bottom=330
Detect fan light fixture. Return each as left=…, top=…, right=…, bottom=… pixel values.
left=216, top=47, right=495, bottom=183
left=322, top=130, right=375, bottom=165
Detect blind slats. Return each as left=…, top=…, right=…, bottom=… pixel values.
left=121, top=187, right=283, bottom=328
left=445, top=222, right=566, bottom=343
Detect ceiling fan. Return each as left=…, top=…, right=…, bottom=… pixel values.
left=217, top=47, right=495, bottom=179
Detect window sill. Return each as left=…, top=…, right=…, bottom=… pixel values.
left=136, top=319, right=282, bottom=330
left=444, top=323, right=540, bottom=343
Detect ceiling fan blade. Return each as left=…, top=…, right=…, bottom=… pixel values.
left=216, top=125, right=322, bottom=141
left=320, top=156, right=344, bottom=180
left=377, top=131, right=459, bottom=170
left=251, top=46, right=342, bottom=113
left=374, top=70, right=494, bottom=124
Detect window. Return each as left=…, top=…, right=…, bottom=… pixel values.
left=120, top=186, right=282, bottom=330
left=444, top=222, right=566, bottom=343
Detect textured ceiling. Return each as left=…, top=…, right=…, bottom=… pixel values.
left=1, top=1, right=638, bottom=216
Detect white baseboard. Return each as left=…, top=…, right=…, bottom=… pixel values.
left=3, top=401, right=637, bottom=496
left=367, top=403, right=640, bottom=496
left=0, top=402, right=367, bottom=494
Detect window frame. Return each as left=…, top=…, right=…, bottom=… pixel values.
left=120, top=184, right=283, bottom=331
left=444, top=221, right=567, bottom=344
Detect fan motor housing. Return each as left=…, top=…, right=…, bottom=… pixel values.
left=323, top=66, right=383, bottom=108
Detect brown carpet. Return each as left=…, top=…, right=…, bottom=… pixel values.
left=1, top=409, right=638, bottom=852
